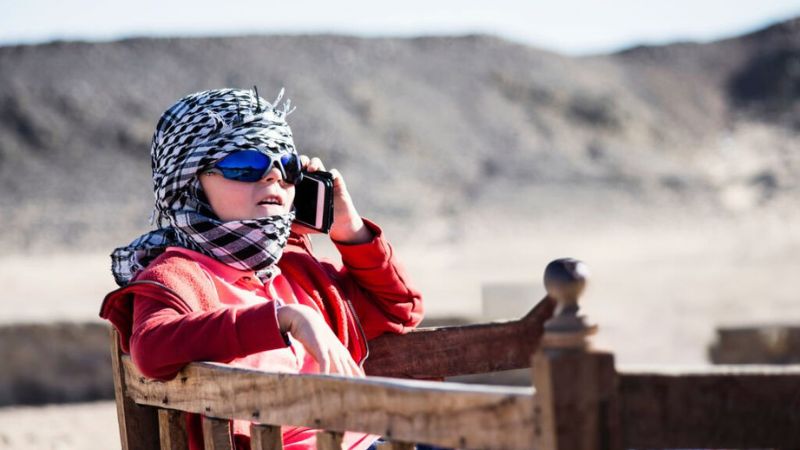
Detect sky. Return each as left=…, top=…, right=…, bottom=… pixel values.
left=2, top=0, right=799, bottom=55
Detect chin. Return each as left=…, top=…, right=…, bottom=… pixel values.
left=256, top=205, right=289, bottom=217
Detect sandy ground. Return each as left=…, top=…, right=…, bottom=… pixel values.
left=0, top=401, right=118, bottom=450
left=3, top=212, right=799, bottom=364
left=0, top=253, right=117, bottom=325
left=402, top=213, right=800, bottom=364
left=1, top=212, right=798, bottom=449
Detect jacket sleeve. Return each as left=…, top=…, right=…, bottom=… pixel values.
left=128, top=261, right=289, bottom=380
left=329, top=219, right=424, bottom=339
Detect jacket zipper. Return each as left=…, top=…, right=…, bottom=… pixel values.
left=295, top=234, right=370, bottom=367
left=344, top=296, right=370, bottom=367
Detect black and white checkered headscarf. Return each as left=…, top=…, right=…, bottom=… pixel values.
left=111, top=88, right=297, bottom=286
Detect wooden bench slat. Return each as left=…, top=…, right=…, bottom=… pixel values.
left=202, top=416, right=233, bottom=450
left=365, top=297, right=555, bottom=379
left=316, top=431, right=343, bottom=450
left=158, top=409, right=188, bottom=450
left=110, top=329, right=160, bottom=450
left=376, top=441, right=415, bottom=450
left=250, top=424, right=283, bottom=450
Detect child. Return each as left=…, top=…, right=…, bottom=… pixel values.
left=100, top=88, right=424, bottom=449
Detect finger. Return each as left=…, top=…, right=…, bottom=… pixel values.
left=332, top=355, right=348, bottom=377
left=336, top=353, right=354, bottom=377
left=326, top=350, right=349, bottom=377
left=346, top=359, right=361, bottom=378
left=329, top=168, right=346, bottom=189
left=348, top=358, right=365, bottom=378
left=318, top=353, right=331, bottom=375
left=338, top=352, right=361, bottom=378
left=299, top=154, right=311, bottom=168
left=308, top=157, right=325, bottom=172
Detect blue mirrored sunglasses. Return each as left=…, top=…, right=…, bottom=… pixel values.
left=205, top=150, right=303, bottom=184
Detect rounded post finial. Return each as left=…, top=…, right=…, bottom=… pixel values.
left=544, top=258, right=589, bottom=308
left=542, top=258, right=595, bottom=350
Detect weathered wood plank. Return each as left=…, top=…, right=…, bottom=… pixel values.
left=376, top=441, right=415, bottom=450
left=316, top=431, right=343, bottom=450
left=122, top=357, right=536, bottom=450
left=158, top=409, right=188, bottom=450
left=250, top=423, right=282, bottom=450
left=110, top=328, right=160, bottom=450
left=201, top=416, right=232, bottom=450
left=365, top=297, right=555, bottom=379
left=618, top=365, right=800, bottom=448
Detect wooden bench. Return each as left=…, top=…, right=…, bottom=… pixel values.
left=110, top=258, right=800, bottom=449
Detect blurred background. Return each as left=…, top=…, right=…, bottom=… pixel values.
left=1, top=0, right=799, bottom=448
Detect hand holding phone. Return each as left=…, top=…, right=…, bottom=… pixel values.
left=294, top=157, right=372, bottom=243
left=293, top=170, right=334, bottom=233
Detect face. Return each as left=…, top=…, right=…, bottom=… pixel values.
left=199, top=167, right=296, bottom=221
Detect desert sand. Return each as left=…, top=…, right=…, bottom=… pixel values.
left=0, top=401, right=117, bottom=450
left=5, top=209, right=798, bottom=362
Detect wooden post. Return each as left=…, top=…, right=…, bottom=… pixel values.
left=158, top=409, right=188, bottom=450
left=110, top=328, right=160, bottom=450
left=316, top=431, right=344, bottom=450
left=531, top=258, right=620, bottom=450
left=250, top=424, right=283, bottom=450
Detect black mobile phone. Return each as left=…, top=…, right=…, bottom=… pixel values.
left=293, top=171, right=334, bottom=233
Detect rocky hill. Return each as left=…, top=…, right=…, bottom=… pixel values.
left=0, top=17, right=797, bottom=252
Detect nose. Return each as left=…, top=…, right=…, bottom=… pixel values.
left=260, top=167, right=284, bottom=184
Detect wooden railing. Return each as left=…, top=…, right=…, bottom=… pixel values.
left=111, top=258, right=800, bottom=449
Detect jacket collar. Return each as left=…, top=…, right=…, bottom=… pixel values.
left=286, top=231, right=314, bottom=253
left=164, top=246, right=258, bottom=284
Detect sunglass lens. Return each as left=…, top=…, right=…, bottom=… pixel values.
left=214, top=151, right=270, bottom=182
left=280, top=153, right=303, bottom=184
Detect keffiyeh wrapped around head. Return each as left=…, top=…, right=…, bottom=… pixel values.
left=111, top=88, right=298, bottom=286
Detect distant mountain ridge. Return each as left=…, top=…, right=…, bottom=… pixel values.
left=0, top=17, right=797, bottom=251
